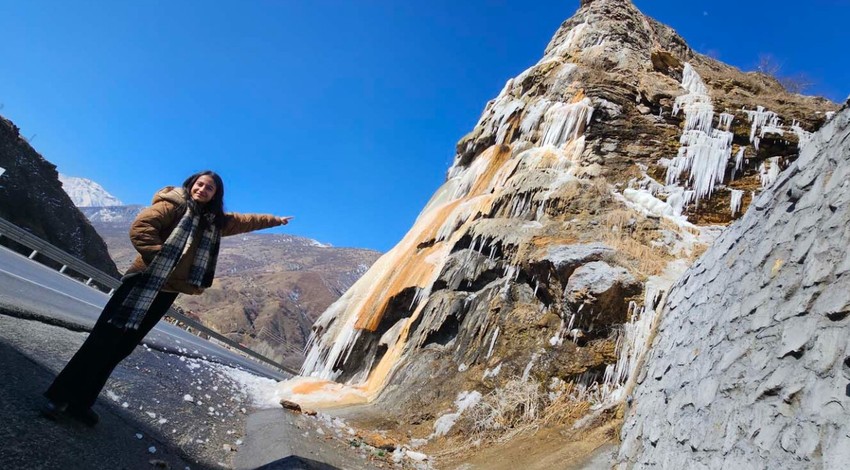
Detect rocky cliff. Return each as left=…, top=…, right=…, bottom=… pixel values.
left=0, top=115, right=119, bottom=277
left=617, top=106, right=850, bottom=468
left=283, top=0, right=840, bottom=460
left=81, top=205, right=380, bottom=369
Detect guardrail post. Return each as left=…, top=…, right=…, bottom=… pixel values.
left=85, top=278, right=93, bottom=286
left=108, top=288, right=115, bottom=295
left=28, top=250, right=38, bottom=260
left=59, top=265, right=68, bottom=273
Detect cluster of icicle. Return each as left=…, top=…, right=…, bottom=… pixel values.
left=666, top=63, right=734, bottom=202
left=654, top=63, right=814, bottom=221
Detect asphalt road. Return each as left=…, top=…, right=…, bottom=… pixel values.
left=0, top=245, right=392, bottom=469
left=0, top=245, right=288, bottom=381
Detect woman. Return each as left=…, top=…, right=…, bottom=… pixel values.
left=42, top=170, right=291, bottom=426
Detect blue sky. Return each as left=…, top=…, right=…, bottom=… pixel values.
left=1, top=1, right=847, bottom=251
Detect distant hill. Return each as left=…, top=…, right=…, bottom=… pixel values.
left=58, top=174, right=123, bottom=207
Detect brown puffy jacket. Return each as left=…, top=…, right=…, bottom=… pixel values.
left=126, top=186, right=283, bottom=294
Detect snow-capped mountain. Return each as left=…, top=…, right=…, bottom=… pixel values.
left=59, top=174, right=123, bottom=207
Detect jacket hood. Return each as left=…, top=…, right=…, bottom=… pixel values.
left=152, top=186, right=188, bottom=206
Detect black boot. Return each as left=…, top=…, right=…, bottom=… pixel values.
left=67, top=406, right=100, bottom=427
left=40, top=400, right=68, bottom=421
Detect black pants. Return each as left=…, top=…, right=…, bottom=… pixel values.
left=45, top=274, right=178, bottom=409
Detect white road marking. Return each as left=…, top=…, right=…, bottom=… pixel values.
left=0, top=267, right=104, bottom=310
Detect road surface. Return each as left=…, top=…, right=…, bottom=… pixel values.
left=0, top=245, right=288, bottom=381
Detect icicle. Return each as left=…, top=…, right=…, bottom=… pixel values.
left=680, top=63, right=709, bottom=95
left=790, top=120, right=813, bottom=151
left=758, top=157, right=782, bottom=188
left=731, top=147, right=746, bottom=180
left=486, top=327, right=500, bottom=359
left=667, top=129, right=733, bottom=200
left=521, top=352, right=539, bottom=382
left=717, top=112, right=734, bottom=131
left=540, top=98, right=595, bottom=147
left=743, top=106, right=781, bottom=144
left=549, top=319, right=565, bottom=346
left=666, top=63, right=733, bottom=202
left=520, top=99, right=552, bottom=136
left=730, top=189, right=744, bottom=216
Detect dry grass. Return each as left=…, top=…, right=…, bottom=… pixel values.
left=466, top=378, right=544, bottom=443
left=541, top=392, right=593, bottom=426
left=601, top=209, right=636, bottom=233
left=602, top=231, right=671, bottom=277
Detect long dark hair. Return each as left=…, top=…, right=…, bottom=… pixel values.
left=182, top=170, right=226, bottom=228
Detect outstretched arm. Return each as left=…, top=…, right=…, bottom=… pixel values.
left=221, top=213, right=292, bottom=236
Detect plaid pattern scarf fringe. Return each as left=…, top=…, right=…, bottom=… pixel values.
left=109, top=200, right=221, bottom=330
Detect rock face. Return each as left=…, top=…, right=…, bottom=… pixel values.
left=295, top=0, right=838, bottom=444
left=0, top=115, right=119, bottom=277
left=618, top=108, right=850, bottom=468
left=81, top=205, right=380, bottom=369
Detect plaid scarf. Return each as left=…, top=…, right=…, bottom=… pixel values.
left=109, top=198, right=221, bottom=330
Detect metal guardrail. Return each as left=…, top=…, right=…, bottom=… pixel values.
left=0, top=216, right=299, bottom=375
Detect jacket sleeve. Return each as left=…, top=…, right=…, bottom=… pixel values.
left=129, top=201, right=179, bottom=263
left=221, top=213, right=282, bottom=237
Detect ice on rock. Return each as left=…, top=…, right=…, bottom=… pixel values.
left=680, top=63, right=709, bottom=95
left=759, top=157, right=782, bottom=188
left=623, top=188, right=676, bottom=218
left=540, top=98, right=594, bottom=147
left=744, top=106, right=782, bottom=146
left=791, top=120, right=813, bottom=151
left=547, top=22, right=590, bottom=58
left=603, top=260, right=690, bottom=402
left=731, top=147, right=746, bottom=180
left=730, top=190, right=744, bottom=216
left=520, top=99, right=553, bottom=136
left=666, top=63, right=733, bottom=203
left=521, top=352, right=540, bottom=382
left=431, top=391, right=483, bottom=438
left=482, top=363, right=502, bottom=379
left=718, top=112, right=735, bottom=131
left=486, top=327, right=500, bottom=359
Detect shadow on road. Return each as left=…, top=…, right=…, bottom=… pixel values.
left=255, top=456, right=341, bottom=470
left=0, top=332, right=208, bottom=469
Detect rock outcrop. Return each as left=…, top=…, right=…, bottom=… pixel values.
left=618, top=107, right=850, bottom=468
left=0, top=115, right=118, bottom=277
left=287, top=0, right=839, bottom=455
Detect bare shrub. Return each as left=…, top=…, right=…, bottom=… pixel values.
left=756, top=53, right=782, bottom=76
left=779, top=73, right=814, bottom=94
left=467, top=378, right=544, bottom=442
left=755, top=53, right=815, bottom=94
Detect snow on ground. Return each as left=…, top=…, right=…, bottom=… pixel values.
left=206, top=361, right=282, bottom=408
